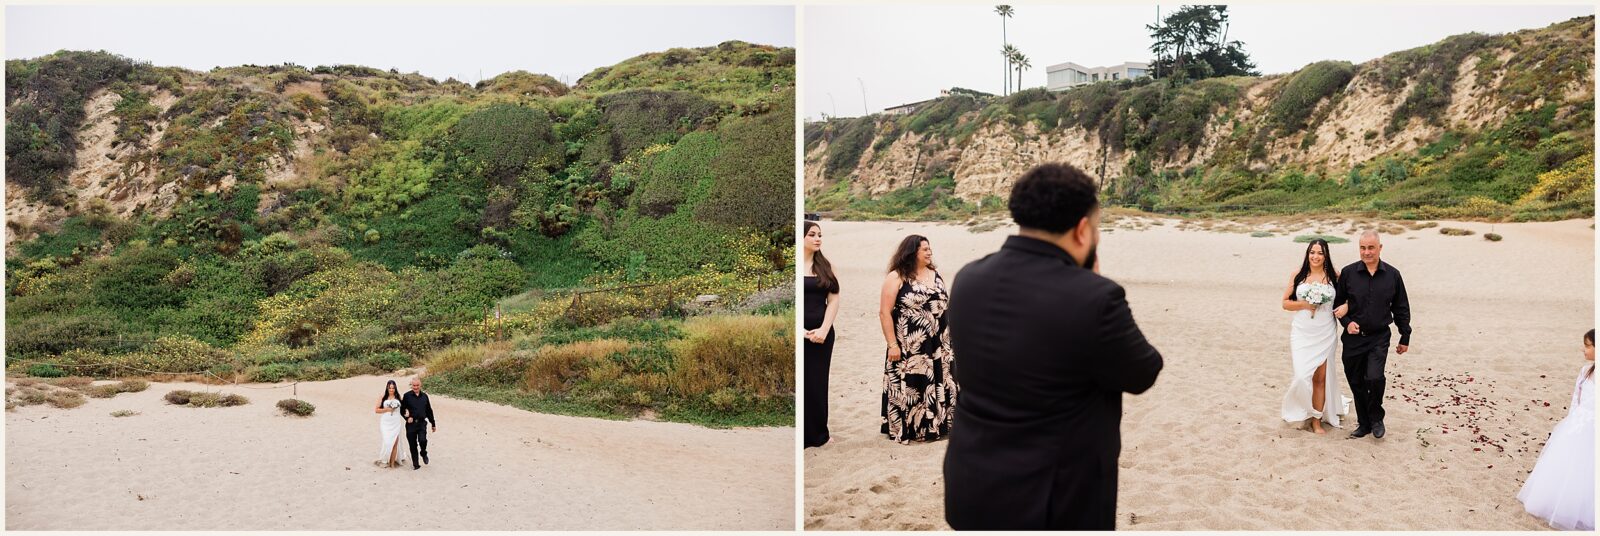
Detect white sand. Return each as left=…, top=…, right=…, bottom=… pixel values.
left=804, top=217, right=1594, bottom=530
left=6, top=375, right=794, bottom=530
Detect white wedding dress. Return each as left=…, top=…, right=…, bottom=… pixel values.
left=378, top=398, right=406, bottom=465
left=1517, top=364, right=1594, bottom=530
left=1281, top=281, right=1349, bottom=427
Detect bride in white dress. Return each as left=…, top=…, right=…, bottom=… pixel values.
left=1517, top=329, right=1595, bottom=530
left=1280, top=239, right=1348, bottom=434
left=375, top=380, right=406, bottom=468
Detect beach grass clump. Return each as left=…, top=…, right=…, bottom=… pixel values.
left=1440, top=227, right=1475, bottom=236
left=428, top=313, right=793, bottom=428
left=1484, top=233, right=1503, bottom=242
left=86, top=379, right=150, bottom=398
left=46, top=376, right=95, bottom=389
left=276, top=398, right=316, bottom=416
left=669, top=315, right=792, bottom=400
left=1251, top=231, right=1274, bottom=238
left=164, top=389, right=248, bottom=407
left=1293, top=234, right=1350, bottom=244
left=524, top=339, right=631, bottom=394
left=44, top=389, right=86, bottom=409
left=110, top=410, right=139, bottom=417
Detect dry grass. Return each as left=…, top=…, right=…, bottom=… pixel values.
left=426, top=343, right=504, bottom=376
left=45, top=390, right=85, bottom=409
left=47, top=376, right=95, bottom=389
left=85, top=379, right=149, bottom=399
left=7, top=382, right=89, bottom=409
left=1407, top=221, right=1440, bottom=230
left=669, top=315, right=792, bottom=398
left=1484, top=233, right=1504, bottom=242
left=110, top=410, right=138, bottom=417
left=1440, top=227, right=1475, bottom=236
left=524, top=339, right=631, bottom=394
left=164, top=390, right=249, bottom=408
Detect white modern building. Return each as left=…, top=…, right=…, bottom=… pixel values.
left=1045, top=61, right=1150, bottom=91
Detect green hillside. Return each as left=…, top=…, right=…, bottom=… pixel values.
left=5, top=41, right=795, bottom=426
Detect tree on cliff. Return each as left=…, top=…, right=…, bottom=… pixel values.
left=1147, top=5, right=1258, bottom=82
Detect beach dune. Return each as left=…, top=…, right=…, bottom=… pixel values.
left=7, top=375, right=794, bottom=530
left=804, top=217, right=1593, bottom=530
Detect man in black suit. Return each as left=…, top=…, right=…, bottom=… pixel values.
left=1332, top=230, right=1412, bottom=441
left=400, top=377, right=436, bottom=470
left=943, top=163, right=1163, bottom=530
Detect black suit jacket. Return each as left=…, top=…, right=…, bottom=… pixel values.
left=943, top=235, right=1163, bottom=530
left=401, top=391, right=435, bottom=428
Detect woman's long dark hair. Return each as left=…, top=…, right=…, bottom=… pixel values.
left=804, top=221, right=839, bottom=293
left=379, top=380, right=401, bottom=407
left=887, top=234, right=933, bottom=282
left=1289, top=238, right=1339, bottom=300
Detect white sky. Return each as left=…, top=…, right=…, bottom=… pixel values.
left=804, top=4, right=1594, bottom=120
left=6, top=5, right=796, bottom=86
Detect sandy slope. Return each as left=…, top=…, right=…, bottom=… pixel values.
left=804, top=217, right=1593, bottom=530
left=6, top=375, right=794, bottom=530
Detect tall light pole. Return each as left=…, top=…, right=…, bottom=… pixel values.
left=857, top=78, right=868, bottom=116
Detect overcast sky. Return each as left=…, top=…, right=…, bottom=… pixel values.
left=804, top=4, right=1594, bottom=120
left=6, top=5, right=795, bottom=86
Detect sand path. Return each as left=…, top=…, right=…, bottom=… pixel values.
left=7, top=375, right=794, bottom=530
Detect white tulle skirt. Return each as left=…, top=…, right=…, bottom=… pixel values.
left=1518, top=374, right=1594, bottom=530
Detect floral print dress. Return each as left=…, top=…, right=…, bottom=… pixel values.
left=882, top=272, right=958, bottom=442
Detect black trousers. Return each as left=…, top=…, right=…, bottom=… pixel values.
left=1341, top=331, right=1390, bottom=428
left=803, top=328, right=834, bottom=448
left=406, top=422, right=429, bottom=467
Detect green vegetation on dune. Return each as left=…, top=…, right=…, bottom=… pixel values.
left=6, top=42, right=795, bottom=426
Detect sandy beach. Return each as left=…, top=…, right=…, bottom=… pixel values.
left=6, top=375, right=794, bottom=530
left=803, top=216, right=1594, bottom=530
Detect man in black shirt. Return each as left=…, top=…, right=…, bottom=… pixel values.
left=943, top=163, right=1163, bottom=530
left=401, top=377, right=437, bottom=470
left=1332, top=230, right=1412, bottom=441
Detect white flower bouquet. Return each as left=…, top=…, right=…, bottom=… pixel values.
left=1303, top=284, right=1334, bottom=318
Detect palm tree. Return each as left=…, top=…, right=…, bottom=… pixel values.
left=996, top=5, right=1014, bottom=96
left=1011, top=51, right=1031, bottom=93
left=1001, top=45, right=1020, bottom=95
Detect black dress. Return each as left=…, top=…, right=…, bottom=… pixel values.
left=803, top=275, right=836, bottom=448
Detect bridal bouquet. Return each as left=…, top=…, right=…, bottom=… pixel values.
left=385, top=399, right=401, bottom=409
left=1303, top=285, right=1335, bottom=318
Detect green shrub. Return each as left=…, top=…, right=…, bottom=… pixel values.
left=1269, top=61, right=1355, bottom=133
left=25, top=363, right=66, bottom=378
left=596, top=89, right=721, bottom=157
left=367, top=351, right=412, bottom=372
left=276, top=398, right=316, bottom=416
left=448, top=103, right=563, bottom=181
left=1294, top=234, right=1350, bottom=244
left=698, top=96, right=795, bottom=237
left=821, top=116, right=876, bottom=180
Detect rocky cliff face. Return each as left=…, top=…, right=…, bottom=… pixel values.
left=808, top=17, right=1595, bottom=204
